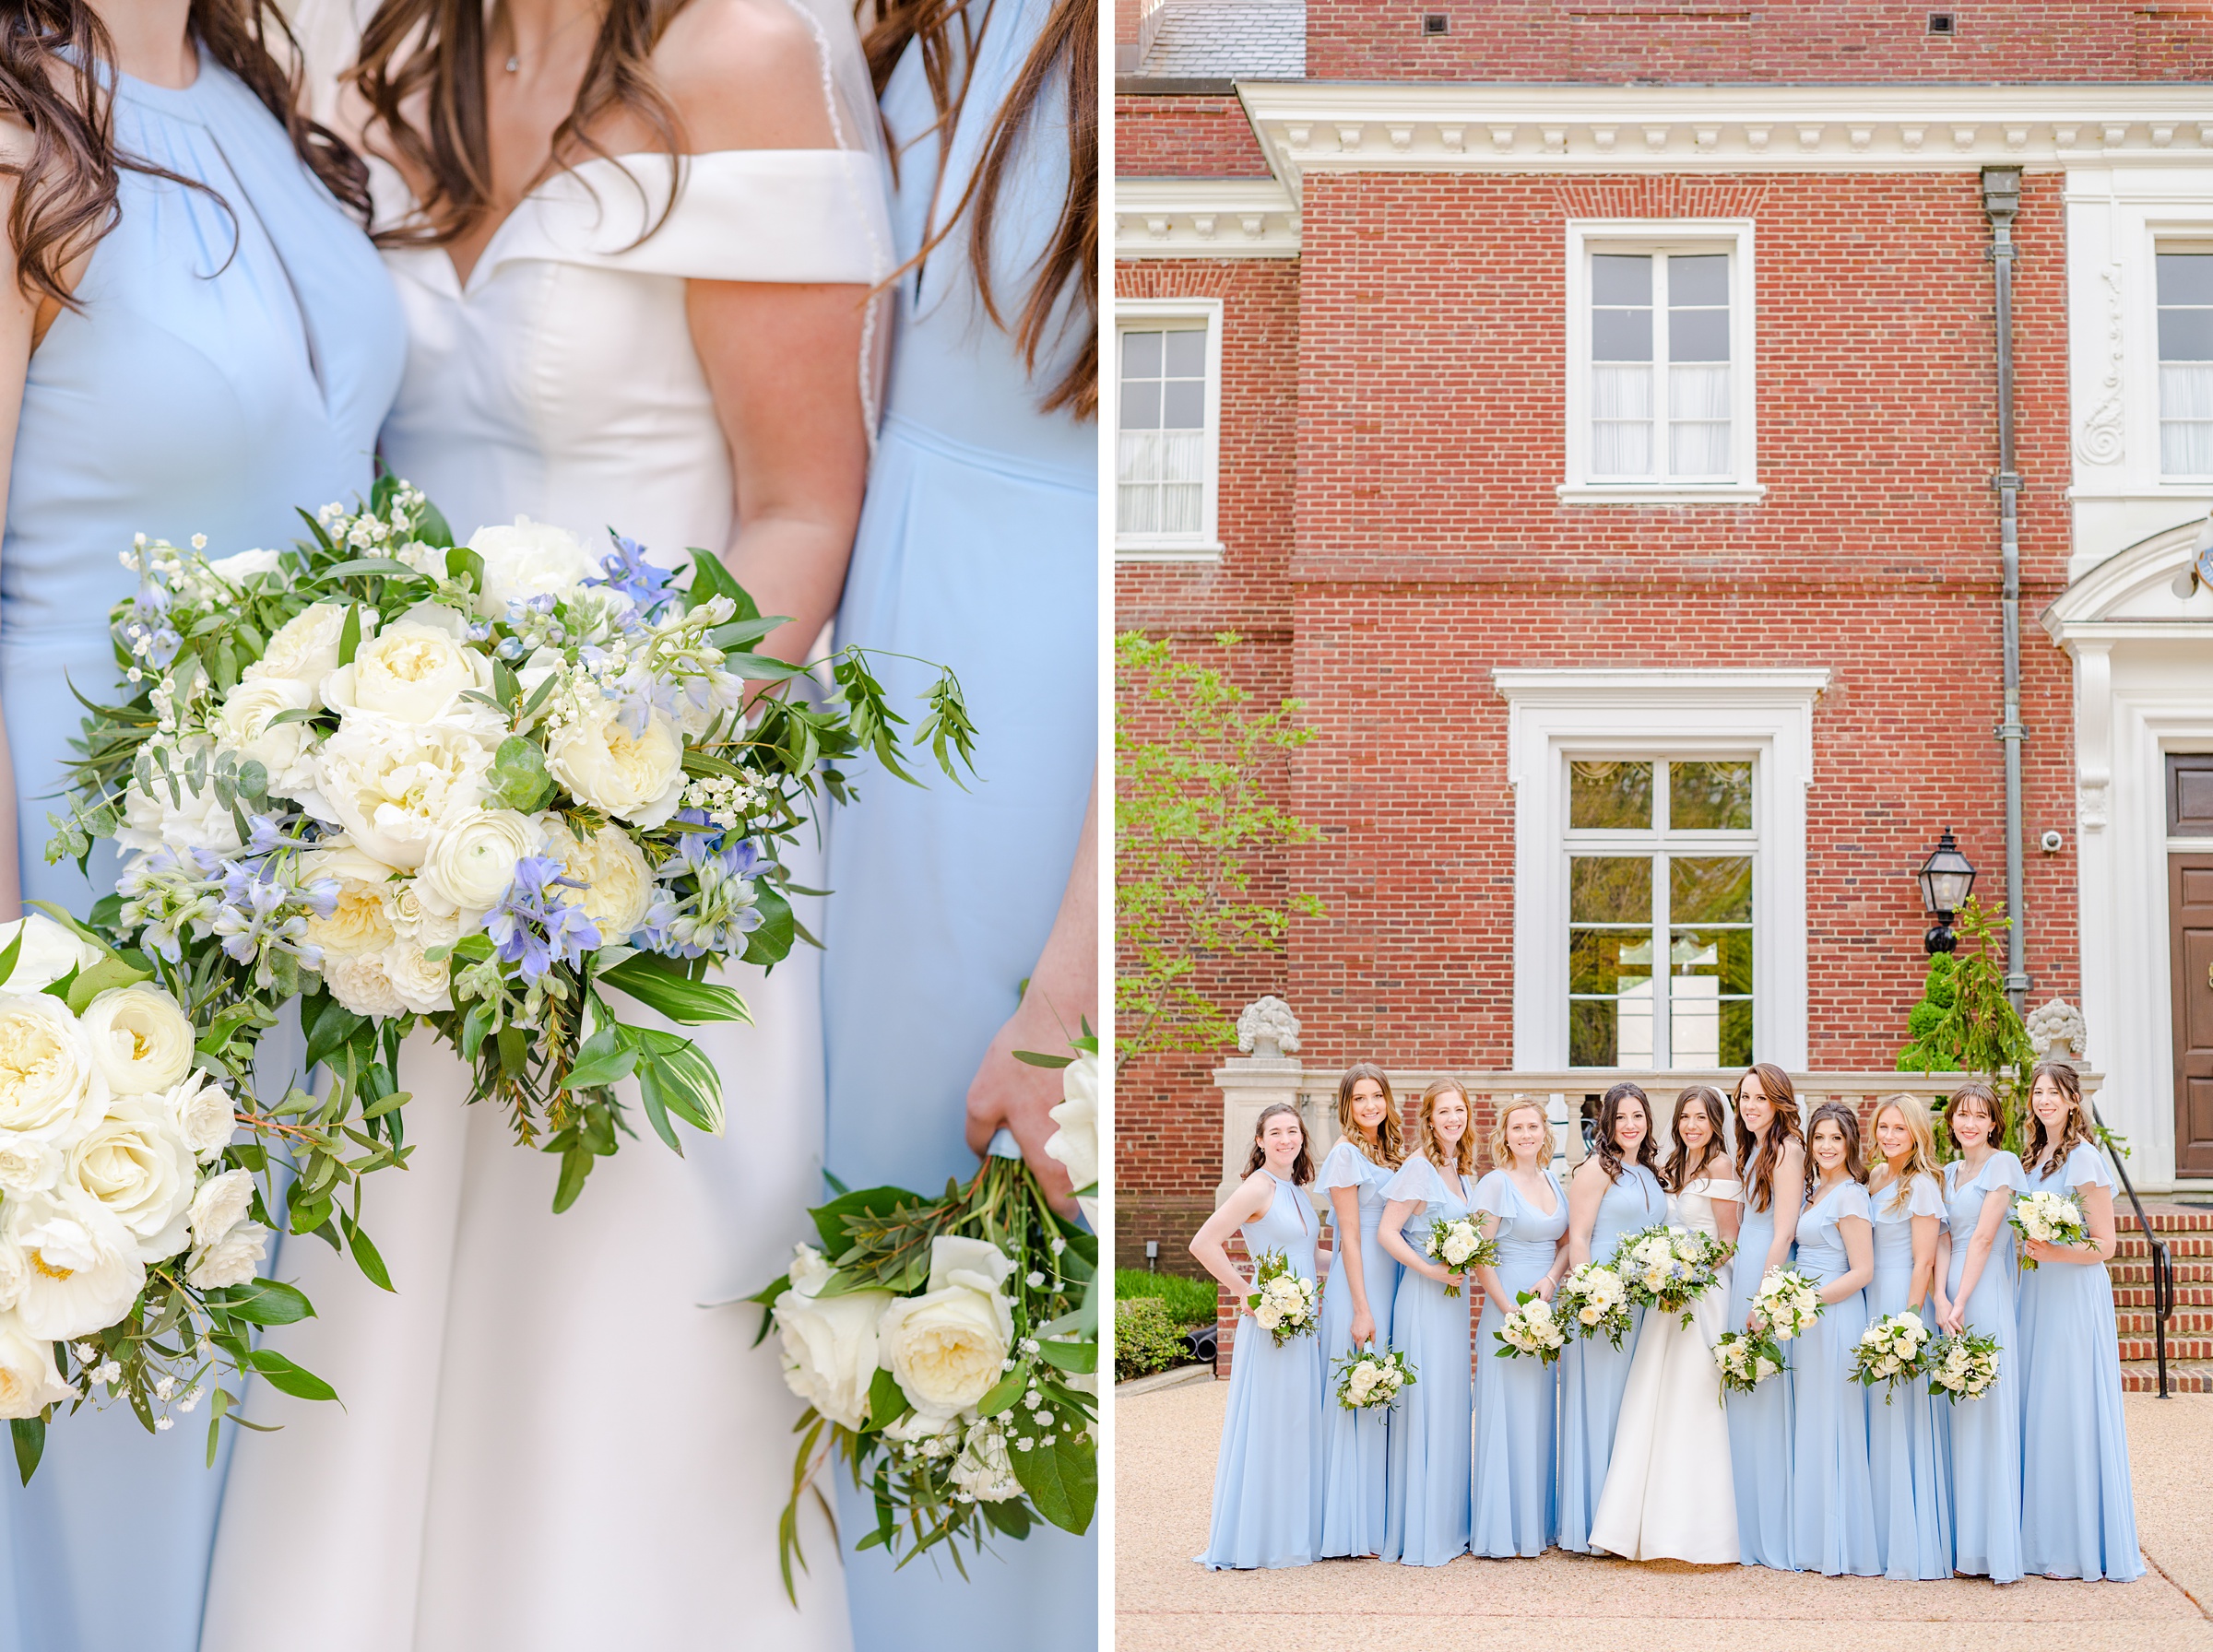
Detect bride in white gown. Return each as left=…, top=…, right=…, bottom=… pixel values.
left=200, top=1, right=892, bottom=1646
left=1589, top=1085, right=1744, bottom=1564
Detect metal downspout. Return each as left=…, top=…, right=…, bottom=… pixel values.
left=1984, top=167, right=2030, bottom=1011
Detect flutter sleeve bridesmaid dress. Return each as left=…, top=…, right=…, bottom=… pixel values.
left=1379, top=1155, right=1474, bottom=1567
left=1866, top=1172, right=1953, bottom=1579
left=1938, top=1150, right=2026, bottom=1584
left=1469, top=1167, right=1566, bottom=1558
left=1317, top=1139, right=1402, bottom=1558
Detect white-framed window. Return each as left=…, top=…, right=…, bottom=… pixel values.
left=2158, top=246, right=2213, bottom=478
left=1561, top=221, right=1762, bottom=505
left=1115, top=299, right=1225, bottom=560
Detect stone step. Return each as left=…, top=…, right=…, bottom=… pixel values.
left=2118, top=1336, right=2213, bottom=1362
left=2115, top=1309, right=2213, bottom=1336
left=2112, top=1285, right=2213, bottom=1307
left=2122, top=1361, right=2213, bottom=1394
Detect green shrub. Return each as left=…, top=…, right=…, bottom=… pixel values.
left=1114, top=1296, right=1192, bottom=1382
left=1115, top=1268, right=1218, bottom=1326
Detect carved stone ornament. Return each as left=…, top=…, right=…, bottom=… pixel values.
left=1236, top=996, right=1302, bottom=1059
left=2025, top=997, right=2088, bottom=1062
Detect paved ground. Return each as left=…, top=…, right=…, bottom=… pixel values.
left=1116, top=1379, right=2213, bottom=1651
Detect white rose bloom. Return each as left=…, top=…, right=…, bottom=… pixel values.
left=1043, top=1050, right=1098, bottom=1198
left=322, top=608, right=492, bottom=726
left=0, top=1316, right=73, bottom=1419
left=244, top=602, right=366, bottom=700
left=951, top=1417, right=1024, bottom=1502
left=1756, top=1357, right=1780, bottom=1378
left=875, top=1235, right=1017, bottom=1421
left=211, top=676, right=317, bottom=795
left=186, top=1219, right=269, bottom=1291
left=1253, top=1304, right=1281, bottom=1330
left=544, top=702, right=685, bottom=829
left=311, top=712, right=497, bottom=868
left=187, top=1167, right=254, bottom=1249
left=787, top=1243, right=834, bottom=1297
left=772, top=1276, right=893, bottom=1432
left=320, top=949, right=408, bottom=1020
left=0, top=1137, right=58, bottom=1196
left=467, top=518, right=596, bottom=619
left=162, top=1074, right=236, bottom=1164
left=202, top=548, right=283, bottom=584
left=66, top=1093, right=198, bottom=1261
left=78, top=983, right=196, bottom=1097
left=544, top=822, right=654, bottom=941
left=0, top=994, right=107, bottom=1145
left=381, top=937, right=454, bottom=1016
left=5, top=1187, right=145, bottom=1340
left=300, top=847, right=399, bottom=961
left=0, top=915, right=102, bottom=995
left=118, top=762, right=245, bottom=857
left=418, top=808, right=547, bottom=918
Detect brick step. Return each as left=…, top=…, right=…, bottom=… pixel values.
left=2121, top=1205, right=2213, bottom=1233
left=2113, top=1285, right=2213, bottom=1307
left=2118, top=1336, right=2213, bottom=1361
left=2109, top=1257, right=2213, bottom=1284
left=2122, top=1361, right=2213, bottom=1394
left=2115, top=1309, right=2213, bottom=1335
left=2116, top=1233, right=2213, bottom=1257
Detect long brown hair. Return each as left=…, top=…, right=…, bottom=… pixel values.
left=1733, top=1062, right=1802, bottom=1215
left=1942, top=1079, right=2007, bottom=1158
left=1242, top=1101, right=1313, bottom=1186
left=1417, top=1078, right=1477, bottom=1180
left=1663, top=1085, right=1731, bottom=1195
left=1335, top=1061, right=1404, bottom=1171
left=1592, top=1081, right=1659, bottom=1187
left=1805, top=1101, right=1867, bottom=1189
left=859, top=0, right=1095, bottom=417
left=2024, top=1061, right=2095, bottom=1177
left=2, top=0, right=369, bottom=310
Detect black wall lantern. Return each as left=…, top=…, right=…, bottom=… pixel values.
left=1918, top=827, right=1977, bottom=954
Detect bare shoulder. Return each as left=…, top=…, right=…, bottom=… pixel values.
left=1571, top=1156, right=1607, bottom=1190
left=656, top=0, right=839, bottom=154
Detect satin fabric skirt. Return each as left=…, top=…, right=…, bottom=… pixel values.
left=1589, top=1268, right=1738, bottom=1564
left=1722, top=1210, right=1794, bottom=1570
left=1197, top=1312, right=1324, bottom=1569
left=2016, top=1257, right=2144, bottom=1581
left=1318, top=1220, right=1401, bottom=1558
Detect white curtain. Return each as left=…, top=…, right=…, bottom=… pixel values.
left=1592, top=363, right=1653, bottom=477
left=1668, top=365, right=1732, bottom=478
left=2160, top=362, right=2213, bottom=476
left=1117, top=430, right=1204, bottom=535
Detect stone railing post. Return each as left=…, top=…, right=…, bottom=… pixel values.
left=1213, top=997, right=1304, bottom=1204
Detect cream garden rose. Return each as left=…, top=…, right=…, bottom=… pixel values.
left=874, top=1235, right=1016, bottom=1422
left=546, top=821, right=654, bottom=940
left=0, top=994, right=107, bottom=1145
left=300, top=848, right=399, bottom=960
left=468, top=518, right=596, bottom=619
left=78, top=983, right=196, bottom=1096
left=382, top=938, right=455, bottom=1016
left=212, top=676, right=317, bottom=795
left=163, top=1073, right=238, bottom=1163
left=0, top=1137, right=58, bottom=1196
left=772, top=1245, right=893, bottom=1432
left=1044, top=1050, right=1098, bottom=1225
left=543, top=702, right=685, bottom=829
left=310, top=714, right=497, bottom=869
left=5, top=1187, right=146, bottom=1340
left=243, top=602, right=366, bottom=700
left=0, top=1316, right=73, bottom=1420
left=0, top=914, right=102, bottom=995
left=323, top=608, right=492, bottom=726
left=418, top=808, right=547, bottom=918
left=320, top=949, right=408, bottom=1020
left=188, top=1167, right=254, bottom=1249
left=65, top=1095, right=196, bottom=1261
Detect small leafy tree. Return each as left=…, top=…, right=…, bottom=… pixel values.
left=1115, top=631, right=1322, bottom=1076
left=1896, top=897, right=2034, bottom=1154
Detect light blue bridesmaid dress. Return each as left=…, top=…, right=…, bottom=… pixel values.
left=1866, top=1173, right=1953, bottom=1580
left=1556, top=1160, right=1663, bottom=1553
left=0, top=47, right=400, bottom=1652
left=1197, top=1174, right=1325, bottom=1569
left=1379, top=1155, right=1475, bottom=1566
left=1317, top=1139, right=1404, bottom=1558
left=1788, top=1179, right=1881, bottom=1576
left=818, top=0, right=1095, bottom=1634
left=1722, top=1184, right=1795, bottom=1569
left=2017, top=1141, right=2144, bottom=1581
left=1937, top=1150, right=2026, bottom=1584
left=1470, top=1167, right=1567, bottom=1558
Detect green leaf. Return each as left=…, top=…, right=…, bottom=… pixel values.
left=302, top=990, right=369, bottom=1072
left=325, top=557, right=427, bottom=580
left=807, top=1186, right=917, bottom=1258
left=416, top=498, right=456, bottom=550
left=359, top=1089, right=411, bottom=1120
left=562, top=1033, right=637, bottom=1092
left=65, top=952, right=153, bottom=1015
left=337, top=1210, right=395, bottom=1292
left=0, top=932, right=23, bottom=991
left=336, top=603, right=362, bottom=667
left=444, top=544, right=485, bottom=591
left=1035, top=1339, right=1096, bottom=1375
left=205, top=1387, right=231, bottom=1468
left=1012, top=1049, right=1075, bottom=1069
left=975, top=1366, right=1026, bottom=1418
left=551, top=1144, right=593, bottom=1214
left=598, top=953, right=749, bottom=1025
left=1011, top=1434, right=1095, bottom=1536
left=497, top=1026, right=528, bottom=1078
left=866, top=1365, right=909, bottom=1431
left=740, top=886, right=796, bottom=969
left=634, top=1060, right=682, bottom=1154
left=634, top=1035, right=720, bottom=1135
left=208, top=1278, right=314, bottom=1326
left=243, top=1348, right=337, bottom=1403
left=978, top=1497, right=1032, bottom=1540
left=11, top=1416, right=43, bottom=1485
left=685, top=548, right=761, bottom=620
left=489, top=736, right=556, bottom=812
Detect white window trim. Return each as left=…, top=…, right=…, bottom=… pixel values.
left=1561, top=220, right=1764, bottom=505
left=1497, top=668, right=1828, bottom=1072
left=1113, top=298, right=1226, bottom=562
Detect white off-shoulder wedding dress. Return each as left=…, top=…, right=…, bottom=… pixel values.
left=199, top=9, right=893, bottom=1647
left=1588, top=1172, right=1743, bottom=1564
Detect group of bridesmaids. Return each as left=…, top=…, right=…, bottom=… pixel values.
left=1189, top=1059, right=2145, bottom=1584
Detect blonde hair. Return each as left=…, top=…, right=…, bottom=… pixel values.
left=1871, top=1093, right=1941, bottom=1215
left=1336, top=1062, right=1406, bottom=1170
left=1487, top=1093, right=1555, bottom=1173
left=1418, top=1078, right=1478, bottom=1179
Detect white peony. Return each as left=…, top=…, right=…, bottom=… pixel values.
left=299, top=847, right=399, bottom=960
left=950, top=1416, right=1024, bottom=1502
left=467, top=518, right=596, bottom=619
left=0, top=1137, right=58, bottom=1196
left=119, top=763, right=245, bottom=857
left=187, top=1167, right=254, bottom=1249
left=544, top=822, right=654, bottom=940
left=544, top=702, right=686, bottom=829
left=163, top=1073, right=237, bottom=1163
left=78, top=983, right=196, bottom=1097
left=4, top=1186, right=146, bottom=1340
left=186, top=1218, right=269, bottom=1290
left=417, top=808, right=547, bottom=918
left=381, top=937, right=454, bottom=1016
left=203, top=548, right=283, bottom=584
left=0, top=915, right=102, bottom=995
left=310, top=713, right=497, bottom=869
left=0, top=994, right=108, bottom=1146
left=1043, top=1049, right=1099, bottom=1224
left=211, top=676, right=317, bottom=795
left=243, top=602, right=366, bottom=699
left=65, top=1094, right=197, bottom=1261
left=0, top=1316, right=73, bottom=1419
left=319, top=949, right=408, bottom=1020
left=875, top=1235, right=1017, bottom=1422
left=322, top=608, right=491, bottom=726
left=772, top=1249, right=893, bottom=1432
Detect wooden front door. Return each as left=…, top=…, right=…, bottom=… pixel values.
left=2171, top=756, right=2213, bottom=1178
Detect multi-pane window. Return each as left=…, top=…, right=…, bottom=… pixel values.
left=1567, top=757, right=1755, bottom=1069
left=2159, top=251, right=2213, bottom=477
left=1117, top=324, right=1209, bottom=537
left=1589, top=251, right=1733, bottom=482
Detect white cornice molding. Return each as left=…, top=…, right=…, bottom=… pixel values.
left=1232, top=83, right=2213, bottom=195
left=1112, top=177, right=1301, bottom=257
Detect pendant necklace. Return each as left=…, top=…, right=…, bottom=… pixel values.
left=503, top=4, right=598, bottom=72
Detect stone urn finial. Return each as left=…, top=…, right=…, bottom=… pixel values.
left=2025, top=997, right=2088, bottom=1063
left=1236, top=996, right=1301, bottom=1060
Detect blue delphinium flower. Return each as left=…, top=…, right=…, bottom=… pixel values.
left=485, top=856, right=602, bottom=982
left=586, top=532, right=678, bottom=614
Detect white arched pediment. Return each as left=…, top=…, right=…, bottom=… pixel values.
left=2042, top=513, right=2213, bottom=638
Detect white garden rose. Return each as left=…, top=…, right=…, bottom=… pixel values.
left=1253, top=1304, right=1281, bottom=1330
left=874, top=1235, right=1016, bottom=1422
left=186, top=1218, right=269, bottom=1290
left=0, top=1137, right=58, bottom=1196
left=381, top=938, right=453, bottom=1016
left=300, top=848, right=399, bottom=960
left=187, top=1167, right=254, bottom=1249
left=418, top=808, right=547, bottom=918
left=118, top=763, right=244, bottom=857
left=787, top=1243, right=833, bottom=1297
left=0, top=994, right=107, bottom=1145
left=320, top=949, right=408, bottom=1020
left=163, top=1073, right=238, bottom=1163
left=65, top=1093, right=197, bottom=1261
left=0, top=1316, right=72, bottom=1419
left=244, top=602, right=365, bottom=699
left=5, top=1186, right=145, bottom=1340
left=78, top=983, right=196, bottom=1096
left=467, top=518, right=596, bottom=619
left=950, top=1416, right=1023, bottom=1502
left=0, top=914, right=102, bottom=994
left=322, top=608, right=491, bottom=726
left=545, top=822, right=654, bottom=940
left=1044, top=1049, right=1098, bottom=1226
left=310, top=713, right=497, bottom=868
left=543, top=702, right=685, bottom=828
left=211, top=676, right=317, bottom=795
left=203, top=547, right=283, bottom=584
left=772, top=1257, right=893, bottom=1432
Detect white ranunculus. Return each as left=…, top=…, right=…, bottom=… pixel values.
left=468, top=518, right=596, bottom=620
left=319, top=950, right=408, bottom=1020
left=543, top=702, right=685, bottom=829
left=874, top=1236, right=1016, bottom=1422
left=244, top=603, right=366, bottom=700
left=187, top=1167, right=254, bottom=1249
left=381, top=937, right=453, bottom=1016
left=163, top=1073, right=237, bottom=1163
left=951, top=1416, right=1024, bottom=1502
left=211, top=676, right=317, bottom=795
left=418, top=808, right=547, bottom=918
left=310, top=713, right=497, bottom=869
left=65, top=1093, right=197, bottom=1261
left=0, top=1316, right=72, bottom=1419
left=0, top=995, right=107, bottom=1146
left=773, top=1278, right=893, bottom=1432
left=0, top=914, right=103, bottom=995
left=300, top=847, right=400, bottom=960
left=544, top=822, right=654, bottom=940
left=322, top=608, right=491, bottom=726
left=78, top=983, right=196, bottom=1097
left=203, top=548, right=283, bottom=584
left=5, top=1187, right=145, bottom=1340
left=1044, top=1050, right=1098, bottom=1201
left=186, top=1219, right=268, bottom=1291
left=119, top=764, right=244, bottom=857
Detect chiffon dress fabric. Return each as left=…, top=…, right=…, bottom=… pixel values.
left=1468, top=1167, right=1567, bottom=1558
left=1788, top=1179, right=1881, bottom=1577
left=1197, top=1174, right=1325, bottom=1570
left=1556, top=1161, right=1664, bottom=1553
left=1589, top=1174, right=1742, bottom=1564
left=1317, top=1139, right=1405, bottom=1558
left=1865, top=1173, right=1953, bottom=1581
left=818, top=0, right=1097, bottom=1631
left=2016, top=1141, right=2144, bottom=1582
left=0, top=52, right=401, bottom=1652
left=1722, top=1186, right=1795, bottom=1570
left=200, top=47, right=893, bottom=1646
left=1937, top=1150, right=2027, bottom=1584
left=1379, top=1155, right=1478, bottom=1566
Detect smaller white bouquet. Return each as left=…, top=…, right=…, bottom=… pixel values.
left=1331, top=1345, right=1416, bottom=1409
left=1851, top=1311, right=1933, bottom=1402
left=1751, top=1266, right=1826, bottom=1340
left=1424, top=1215, right=1497, bottom=1300
left=1711, top=1329, right=1786, bottom=1399
left=1554, top=1261, right=1632, bottom=1349
left=2009, top=1189, right=2086, bottom=1270
left=1247, top=1249, right=1319, bottom=1346
left=1925, top=1328, right=2001, bottom=1402
left=1494, top=1290, right=1567, bottom=1363
left=1610, top=1223, right=1734, bottom=1326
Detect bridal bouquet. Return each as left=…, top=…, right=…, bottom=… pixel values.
left=1247, top=1248, right=1319, bottom=1343
left=1425, top=1215, right=1496, bottom=1299
left=1331, top=1344, right=1415, bottom=1409
left=1610, top=1223, right=1734, bottom=1326
left=1751, top=1266, right=1826, bottom=1340
left=50, top=478, right=975, bottom=1225
left=1924, top=1328, right=2001, bottom=1402
left=2009, top=1189, right=2086, bottom=1270
left=1494, top=1290, right=1567, bottom=1363
left=1711, top=1329, right=1785, bottom=1398
left=1554, top=1261, right=1632, bottom=1348
left=1851, top=1311, right=1933, bottom=1402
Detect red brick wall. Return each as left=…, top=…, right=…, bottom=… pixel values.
left=1114, top=94, right=1276, bottom=178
